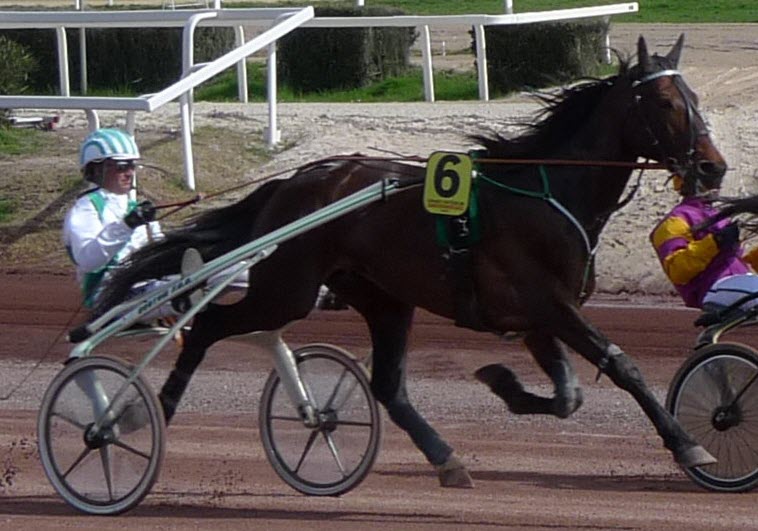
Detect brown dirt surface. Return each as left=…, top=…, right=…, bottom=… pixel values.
left=1, top=273, right=758, bottom=529
left=1, top=17, right=757, bottom=530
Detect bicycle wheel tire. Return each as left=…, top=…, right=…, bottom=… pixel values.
left=37, top=355, right=166, bottom=514
left=666, top=342, right=758, bottom=492
left=259, top=343, right=382, bottom=496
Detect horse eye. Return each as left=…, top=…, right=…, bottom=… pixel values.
left=659, top=99, right=675, bottom=110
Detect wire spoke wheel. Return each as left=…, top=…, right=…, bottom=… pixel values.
left=667, top=342, right=758, bottom=492
left=259, top=343, right=381, bottom=496
left=37, top=356, right=166, bottom=514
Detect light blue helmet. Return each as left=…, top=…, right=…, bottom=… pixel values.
left=79, top=128, right=140, bottom=170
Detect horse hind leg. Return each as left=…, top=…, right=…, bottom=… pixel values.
left=369, top=308, right=473, bottom=488
left=331, top=274, right=473, bottom=488
left=475, top=332, right=583, bottom=418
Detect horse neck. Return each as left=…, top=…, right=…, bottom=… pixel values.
left=553, top=97, right=638, bottom=232
left=539, top=165, right=631, bottom=250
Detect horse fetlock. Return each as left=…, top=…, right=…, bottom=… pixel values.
left=435, top=453, right=474, bottom=488
left=552, top=386, right=584, bottom=419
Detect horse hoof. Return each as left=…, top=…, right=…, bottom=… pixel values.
left=676, top=445, right=717, bottom=468
left=435, top=454, right=474, bottom=488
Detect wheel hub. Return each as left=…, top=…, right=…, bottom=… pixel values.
left=712, top=404, right=742, bottom=431
left=83, top=422, right=115, bottom=449
left=318, top=409, right=338, bottom=433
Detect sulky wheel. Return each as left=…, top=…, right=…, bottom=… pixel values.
left=37, top=355, right=166, bottom=515
left=666, top=342, right=758, bottom=492
left=259, top=343, right=382, bottom=496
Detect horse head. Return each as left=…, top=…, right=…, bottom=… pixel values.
left=625, top=34, right=727, bottom=188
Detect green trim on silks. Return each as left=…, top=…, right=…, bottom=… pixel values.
left=79, top=191, right=138, bottom=308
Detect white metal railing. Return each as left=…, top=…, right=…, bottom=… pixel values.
left=0, top=3, right=638, bottom=190
left=0, top=7, right=315, bottom=190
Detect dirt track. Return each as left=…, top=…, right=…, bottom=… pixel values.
left=1, top=15, right=757, bottom=531
left=1, top=272, right=757, bottom=529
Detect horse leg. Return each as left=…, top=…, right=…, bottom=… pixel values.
left=475, top=332, right=583, bottom=418
left=158, top=324, right=213, bottom=424
left=158, top=289, right=320, bottom=423
left=331, top=275, right=473, bottom=488
left=551, top=303, right=716, bottom=468
left=158, top=247, right=329, bottom=424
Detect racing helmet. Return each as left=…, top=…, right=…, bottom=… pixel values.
left=79, top=128, right=140, bottom=171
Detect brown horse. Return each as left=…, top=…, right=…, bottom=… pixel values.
left=98, top=35, right=726, bottom=487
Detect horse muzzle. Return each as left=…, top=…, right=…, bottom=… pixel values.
left=666, top=142, right=727, bottom=186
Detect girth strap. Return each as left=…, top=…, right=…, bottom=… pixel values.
left=435, top=182, right=492, bottom=332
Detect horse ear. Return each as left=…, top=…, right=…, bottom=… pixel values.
left=666, top=33, right=685, bottom=68
left=637, top=35, right=651, bottom=71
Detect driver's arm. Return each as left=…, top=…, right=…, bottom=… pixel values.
left=650, top=215, right=721, bottom=285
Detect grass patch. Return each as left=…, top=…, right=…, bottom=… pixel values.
left=78, top=85, right=139, bottom=97
left=196, top=63, right=479, bottom=103
left=230, top=0, right=757, bottom=22
left=0, top=198, right=15, bottom=223
left=0, top=126, right=47, bottom=156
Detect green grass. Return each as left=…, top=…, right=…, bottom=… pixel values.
left=195, top=63, right=479, bottom=103
left=230, top=0, right=758, bottom=22
left=190, top=0, right=755, bottom=103
left=0, top=126, right=46, bottom=156
left=0, top=198, right=14, bottom=223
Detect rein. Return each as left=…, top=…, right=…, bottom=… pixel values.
left=150, top=154, right=666, bottom=221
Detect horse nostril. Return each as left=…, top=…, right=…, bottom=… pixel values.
left=697, top=160, right=726, bottom=178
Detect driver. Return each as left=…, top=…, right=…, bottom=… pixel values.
left=63, top=128, right=252, bottom=323
left=63, top=128, right=346, bottom=319
left=650, top=171, right=758, bottom=310
left=62, top=128, right=169, bottom=312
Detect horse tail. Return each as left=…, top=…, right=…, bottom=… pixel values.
left=94, top=178, right=284, bottom=315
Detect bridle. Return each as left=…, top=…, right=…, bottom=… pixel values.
left=631, top=68, right=711, bottom=180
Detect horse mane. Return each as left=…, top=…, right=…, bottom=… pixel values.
left=94, top=178, right=284, bottom=315
left=470, top=56, right=633, bottom=159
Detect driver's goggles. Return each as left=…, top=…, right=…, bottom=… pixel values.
left=109, top=160, right=138, bottom=171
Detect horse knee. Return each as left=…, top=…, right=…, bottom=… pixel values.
left=599, top=345, right=644, bottom=390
